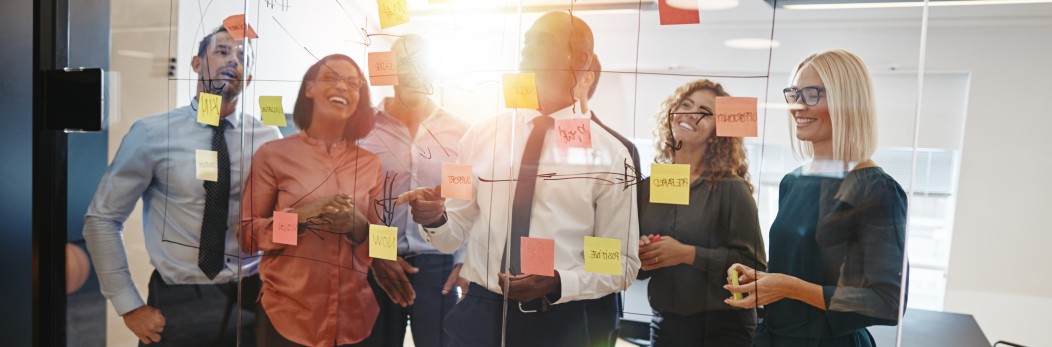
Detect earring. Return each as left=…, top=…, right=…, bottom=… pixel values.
left=708, top=138, right=714, bottom=143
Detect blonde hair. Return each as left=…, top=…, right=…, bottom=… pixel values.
left=653, top=79, right=752, bottom=192
left=789, top=49, right=877, bottom=164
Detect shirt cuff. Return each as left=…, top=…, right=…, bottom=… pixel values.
left=111, top=286, right=147, bottom=316
left=553, top=270, right=579, bottom=305
left=453, top=247, right=467, bottom=264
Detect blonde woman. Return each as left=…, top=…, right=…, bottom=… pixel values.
left=637, top=79, right=766, bottom=346
left=725, top=50, right=908, bottom=347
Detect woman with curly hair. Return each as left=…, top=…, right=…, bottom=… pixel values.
left=637, top=79, right=767, bottom=347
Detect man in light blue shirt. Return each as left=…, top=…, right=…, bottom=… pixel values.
left=359, top=34, right=469, bottom=347
left=83, top=25, right=280, bottom=346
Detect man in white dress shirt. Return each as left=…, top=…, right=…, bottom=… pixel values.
left=408, top=12, right=640, bottom=347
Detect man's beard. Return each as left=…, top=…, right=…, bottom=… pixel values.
left=200, top=76, right=242, bottom=100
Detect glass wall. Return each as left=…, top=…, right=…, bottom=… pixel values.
left=64, top=0, right=1052, bottom=346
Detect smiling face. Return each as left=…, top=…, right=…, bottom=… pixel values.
left=192, top=31, right=246, bottom=99
left=789, top=66, right=833, bottom=145
left=305, top=59, right=362, bottom=124
left=671, top=89, right=717, bottom=146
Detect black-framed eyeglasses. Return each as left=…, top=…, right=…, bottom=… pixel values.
left=664, top=108, right=713, bottom=151
left=783, top=86, right=826, bottom=106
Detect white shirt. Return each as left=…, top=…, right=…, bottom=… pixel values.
left=420, top=101, right=640, bottom=304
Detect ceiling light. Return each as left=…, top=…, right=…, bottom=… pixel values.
left=781, top=0, right=1052, bottom=10
left=724, top=38, right=781, bottom=49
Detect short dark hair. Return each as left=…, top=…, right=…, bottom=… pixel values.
left=587, top=57, right=601, bottom=99
left=292, top=54, right=375, bottom=143
left=197, top=26, right=229, bottom=58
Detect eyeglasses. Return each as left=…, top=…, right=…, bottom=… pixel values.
left=664, top=108, right=713, bottom=151
left=316, top=74, right=363, bottom=90
left=783, top=86, right=826, bottom=106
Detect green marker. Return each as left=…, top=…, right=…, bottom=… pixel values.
left=728, top=268, right=743, bottom=301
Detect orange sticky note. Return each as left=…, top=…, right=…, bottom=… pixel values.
left=502, top=73, right=540, bottom=110
left=555, top=118, right=592, bottom=149
left=222, top=14, right=259, bottom=40
left=441, top=163, right=472, bottom=200
left=273, top=211, right=298, bottom=246
left=520, top=237, right=555, bottom=277
left=259, top=96, right=286, bottom=127
left=369, top=224, right=398, bottom=260
left=715, top=96, right=758, bottom=137
left=658, top=0, right=699, bottom=25
left=377, top=0, right=409, bottom=29
left=197, top=92, right=221, bottom=126
left=368, top=51, right=399, bottom=86
left=650, top=163, right=690, bottom=205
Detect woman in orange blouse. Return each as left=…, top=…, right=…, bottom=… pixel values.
left=241, top=54, right=382, bottom=347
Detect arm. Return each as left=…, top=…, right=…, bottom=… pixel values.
left=417, top=131, right=481, bottom=253
left=239, top=145, right=287, bottom=253
left=691, top=179, right=767, bottom=286
left=555, top=147, right=640, bottom=303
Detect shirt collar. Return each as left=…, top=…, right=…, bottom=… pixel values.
left=524, top=99, right=586, bottom=128
left=377, top=97, right=446, bottom=127
left=190, top=97, right=243, bottom=130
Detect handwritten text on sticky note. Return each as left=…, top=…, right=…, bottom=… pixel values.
left=273, top=211, right=298, bottom=245
left=259, top=96, right=285, bottom=127
left=195, top=149, right=218, bottom=182
left=197, top=92, right=221, bottom=126
left=584, top=236, right=622, bottom=275
left=441, top=163, right=473, bottom=200
left=368, top=51, right=399, bottom=86
left=715, top=96, right=758, bottom=137
left=377, top=0, right=409, bottom=29
left=650, top=163, right=690, bottom=205
left=520, top=237, right=555, bottom=277
left=369, top=225, right=398, bottom=260
left=556, top=118, right=592, bottom=149
left=658, top=0, right=700, bottom=25
left=502, top=73, right=540, bottom=110
left=222, top=14, right=259, bottom=40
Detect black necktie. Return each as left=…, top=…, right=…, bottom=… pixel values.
left=505, top=115, right=554, bottom=275
left=199, top=118, right=230, bottom=279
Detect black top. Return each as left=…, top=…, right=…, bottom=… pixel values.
left=638, top=173, right=767, bottom=315
left=759, top=166, right=908, bottom=346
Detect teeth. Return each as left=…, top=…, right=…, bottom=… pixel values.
left=678, top=122, right=695, bottom=131
left=328, top=96, right=348, bottom=105
left=796, top=118, right=816, bottom=124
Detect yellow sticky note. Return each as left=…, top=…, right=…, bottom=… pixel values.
left=369, top=224, right=398, bottom=261
left=584, top=236, right=622, bottom=275
left=197, top=92, right=221, bottom=126
left=502, top=73, right=540, bottom=110
left=729, top=268, right=743, bottom=300
left=377, top=0, right=409, bottom=29
left=650, top=163, right=690, bottom=205
left=259, top=96, right=286, bottom=127
left=195, top=149, right=218, bottom=182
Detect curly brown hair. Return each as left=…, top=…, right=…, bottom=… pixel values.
left=652, top=79, right=752, bottom=192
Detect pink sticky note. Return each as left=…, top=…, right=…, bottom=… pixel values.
left=555, top=118, right=592, bottom=150
left=715, top=96, right=758, bottom=137
left=368, top=51, right=399, bottom=86
left=222, top=14, right=259, bottom=40
left=272, top=211, right=298, bottom=246
left=441, top=163, right=473, bottom=200
left=520, top=237, right=555, bottom=277
left=658, top=0, right=699, bottom=25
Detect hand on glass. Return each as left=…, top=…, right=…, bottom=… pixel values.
left=442, top=263, right=469, bottom=303
left=123, top=305, right=166, bottom=344
left=723, top=263, right=794, bottom=309
left=404, top=185, right=445, bottom=226
left=497, top=272, right=560, bottom=303
left=370, top=256, right=419, bottom=308
left=639, top=234, right=694, bottom=271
